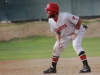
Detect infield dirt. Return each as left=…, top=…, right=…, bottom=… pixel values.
left=0, top=57, right=100, bottom=75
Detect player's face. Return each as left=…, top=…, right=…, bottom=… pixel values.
left=46, top=11, right=55, bottom=18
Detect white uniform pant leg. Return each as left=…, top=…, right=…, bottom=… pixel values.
left=72, top=27, right=86, bottom=55
left=52, top=39, right=71, bottom=56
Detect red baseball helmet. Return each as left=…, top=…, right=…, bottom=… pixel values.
left=45, top=2, right=59, bottom=14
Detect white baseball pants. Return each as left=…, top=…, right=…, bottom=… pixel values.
left=52, top=26, right=86, bottom=56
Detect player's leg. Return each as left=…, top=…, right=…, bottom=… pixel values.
left=51, top=41, right=69, bottom=70
left=72, top=27, right=91, bottom=73
left=43, top=40, right=70, bottom=74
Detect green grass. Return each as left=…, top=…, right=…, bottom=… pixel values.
left=0, top=36, right=100, bottom=60
left=0, top=36, right=55, bottom=60
left=61, top=37, right=100, bottom=58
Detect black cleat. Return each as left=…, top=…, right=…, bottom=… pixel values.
left=79, top=66, right=91, bottom=73
left=43, top=67, right=56, bottom=74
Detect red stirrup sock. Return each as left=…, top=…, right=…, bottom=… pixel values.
left=79, top=51, right=89, bottom=67
left=51, top=56, right=59, bottom=69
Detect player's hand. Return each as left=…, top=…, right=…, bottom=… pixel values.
left=58, top=41, right=62, bottom=48
left=71, top=33, right=77, bottom=40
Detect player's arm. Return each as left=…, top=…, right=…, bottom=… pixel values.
left=55, top=30, right=62, bottom=48
left=75, top=18, right=81, bottom=30
left=55, top=30, right=60, bottom=40
left=74, top=18, right=81, bottom=34
left=71, top=18, right=82, bottom=40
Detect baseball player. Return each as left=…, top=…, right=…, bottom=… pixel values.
left=43, top=2, right=91, bottom=74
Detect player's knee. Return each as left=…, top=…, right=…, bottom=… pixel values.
left=52, top=50, right=60, bottom=56
left=52, top=46, right=61, bottom=56
left=72, top=43, right=81, bottom=50
left=53, top=45, right=57, bottom=51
